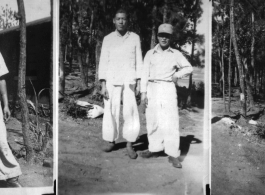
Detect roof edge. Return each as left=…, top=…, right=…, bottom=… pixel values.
left=0, top=16, right=51, bottom=35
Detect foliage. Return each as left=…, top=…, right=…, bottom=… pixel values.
left=256, top=123, right=265, bottom=139
left=212, top=0, right=265, bottom=113
left=0, top=4, right=18, bottom=30
left=59, top=0, right=206, bottom=84
left=61, top=95, right=88, bottom=119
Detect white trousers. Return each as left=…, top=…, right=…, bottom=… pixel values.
left=146, top=81, right=180, bottom=158
left=0, top=104, right=22, bottom=180
left=102, top=83, right=140, bottom=142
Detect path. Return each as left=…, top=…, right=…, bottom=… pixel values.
left=211, top=98, right=265, bottom=195
left=58, top=105, right=206, bottom=195
left=0, top=117, right=53, bottom=188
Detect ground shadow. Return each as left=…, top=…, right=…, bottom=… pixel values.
left=113, top=134, right=202, bottom=161
left=7, top=129, right=23, bottom=137
left=178, top=135, right=202, bottom=162
left=112, top=134, right=149, bottom=152
left=67, top=88, right=93, bottom=98
left=211, top=116, right=223, bottom=124
left=0, top=180, right=7, bottom=188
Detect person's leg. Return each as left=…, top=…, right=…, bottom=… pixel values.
left=102, top=83, right=122, bottom=152
left=160, top=83, right=181, bottom=168
left=140, top=82, right=164, bottom=158
left=122, top=83, right=140, bottom=159
left=0, top=105, right=22, bottom=186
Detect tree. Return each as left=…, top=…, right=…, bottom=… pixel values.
left=184, top=0, right=203, bottom=108
left=0, top=4, right=18, bottom=30
left=16, top=0, right=34, bottom=162
left=49, top=0, right=53, bottom=137
left=59, top=0, right=205, bottom=106
left=230, top=0, right=247, bottom=116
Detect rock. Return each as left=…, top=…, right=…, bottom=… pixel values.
left=43, top=159, right=53, bottom=168
left=249, top=119, right=257, bottom=125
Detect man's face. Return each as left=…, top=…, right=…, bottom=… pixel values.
left=157, top=33, right=171, bottom=49
left=113, top=13, right=128, bottom=32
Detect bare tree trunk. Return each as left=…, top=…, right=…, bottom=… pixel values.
left=163, top=0, right=168, bottom=23
left=230, top=0, right=246, bottom=116
left=92, top=39, right=102, bottom=96
left=221, top=48, right=226, bottom=112
left=218, top=47, right=222, bottom=93
left=49, top=0, right=53, bottom=128
left=221, top=18, right=226, bottom=112
left=89, top=10, right=94, bottom=44
left=228, top=36, right=232, bottom=112
left=59, top=35, right=65, bottom=100
left=150, top=1, right=157, bottom=49
left=234, top=65, right=238, bottom=86
left=68, top=0, right=74, bottom=73
left=77, top=49, right=88, bottom=89
left=214, top=65, right=217, bottom=83
left=186, top=15, right=197, bottom=107
left=242, top=58, right=255, bottom=108
left=262, top=66, right=265, bottom=99
left=251, top=12, right=256, bottom=95
left=250, top=12, right=255, bottom=82
left=17, top=0, right=34, bottom=162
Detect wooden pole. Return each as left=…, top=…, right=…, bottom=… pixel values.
left=17, top=0, right=34, bottom=162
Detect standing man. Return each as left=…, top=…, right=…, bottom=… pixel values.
left=98, top=9, right=143, bottom=159
left=140, top=24, right=193, bottom=168
left=0, top=52, right=22, bottom=187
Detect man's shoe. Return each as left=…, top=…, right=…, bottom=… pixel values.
left=6, top=177, right=22, bottom=188
left=127, top=146, right=138, bottom=159
left=168, top=156, right=182, bottom=168
left=139, top=150, right=161, bottom=158
left=102, top=141, right=115, bottom=152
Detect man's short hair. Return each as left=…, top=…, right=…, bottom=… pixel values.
left=114, top=8, right=128, bottom=18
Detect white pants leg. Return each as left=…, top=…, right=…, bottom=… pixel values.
left=0, top=104, right=22, bottom=180
left=122, top=83, right=140, bottom=142
left=102, top=83, right=140, bottom=142
left=146, top=82, right=180, bottom=158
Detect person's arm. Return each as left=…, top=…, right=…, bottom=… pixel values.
left=0, top=78, right=11, bottom=121
left=135, top=35, right=143, bottom=96
left=98, top=37, right=109, bottom=100
left=140, top=51, right=151, bottom=109
left=172, top=52, right=193, bottom=81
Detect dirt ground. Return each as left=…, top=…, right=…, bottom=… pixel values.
left=0, top=117, right=53, bottom=188
left=211, top=98, right=265, bottom=195
left=58, top=98, right=206, bottom=195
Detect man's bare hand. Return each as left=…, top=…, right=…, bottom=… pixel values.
left=3, top=106, right=10, bottom=122
left=172, top=74, right=178, bottom=84
left=135, top=80, right=141, bottom=96
left=135, top=85, right=140, bottom=97
left=100, top=84, right=109, bottom=100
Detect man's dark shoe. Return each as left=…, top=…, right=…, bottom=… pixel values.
left=168, top=156, right=182, bottom=168
left=139, top=150, right=161, bottom=158
left=102, top=141, right=115, bottom=152
left=127, top=146, right=138, bottom=159
left=6, top=177, right=22, bottom=188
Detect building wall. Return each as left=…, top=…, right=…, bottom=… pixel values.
left=0, top=20, right=51, bottom=104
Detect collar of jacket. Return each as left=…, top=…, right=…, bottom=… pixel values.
left=153, top=44, right=174, bottom=54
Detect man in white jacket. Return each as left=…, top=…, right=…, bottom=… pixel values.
left=0, top=52, right=22, bottom=187
left=140, top=24, right=193, bottom=168
left=98, top=9, right=143, bottom=159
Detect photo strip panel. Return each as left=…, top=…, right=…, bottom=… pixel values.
left=57, top=0, right=211, bottom=194
left=0, top=0, right=56, bottom=194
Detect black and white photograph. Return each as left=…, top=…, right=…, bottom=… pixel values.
left=0, top=0, right=55, bottom=194
left=58, top=0, right=209, bottom=194
left=212, top=0, right=265, bottom=194
left=3, top=0, right=265, bottom=194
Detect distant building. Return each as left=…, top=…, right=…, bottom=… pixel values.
left=0, top=17, right=51, bottom=104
